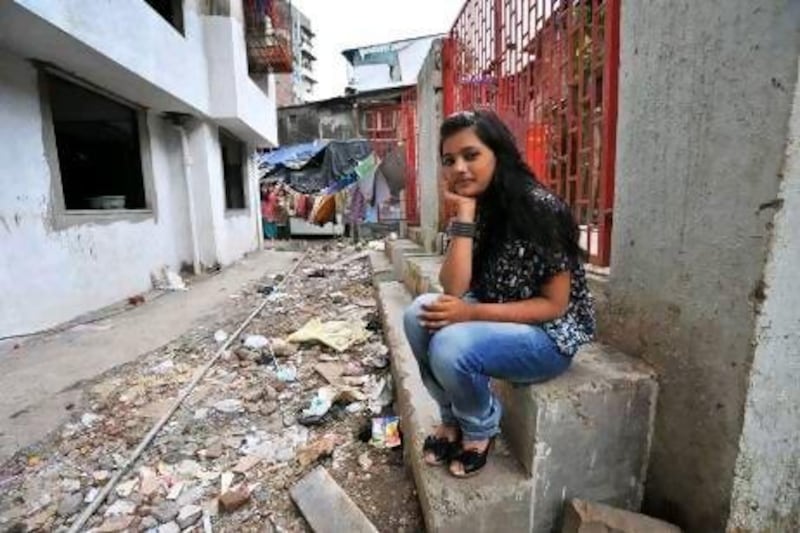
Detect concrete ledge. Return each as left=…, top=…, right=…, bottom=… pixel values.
left=377, top=281, right=534, bottom=532
left=408, top=226, right=424, bottom=247
left=376, top=240, right=659, bottom=533
left=368, top=251, right=394, bottom=284
left=403, top=254, right=444, bottom=296
left=384, top=238, right=427, bottom=282
left=495, top=345, right=658, bottom=532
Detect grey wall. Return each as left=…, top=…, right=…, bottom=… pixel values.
left=277, top=103, right=357, bottom=145
left=608, top=1, right=800, bottom=531
left=416, top=39, right=444, bottom=252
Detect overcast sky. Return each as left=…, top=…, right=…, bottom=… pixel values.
left=290, top=0, right=465, bottom=101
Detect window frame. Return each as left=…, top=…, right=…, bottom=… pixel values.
left=144, top=0, right=185, bottom=36
left=218, top=128, right=249, bottom=213
left=39, top=69, right=157, bottom=230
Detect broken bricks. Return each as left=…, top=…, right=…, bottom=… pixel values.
left=219, top=485, right=251, bottom=513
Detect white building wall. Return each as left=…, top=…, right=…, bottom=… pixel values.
left=0, top=0, right=276, bottom=338
left=0, top=52, right=195, bottom=337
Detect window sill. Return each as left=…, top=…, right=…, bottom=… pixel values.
left=64, top=209, right=152, bottom=216
left=54, top=209, right=154, bottom=229
left=224, top=208, right=250, bottom=219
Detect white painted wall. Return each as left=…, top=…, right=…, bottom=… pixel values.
left=0, top=52, right=193, bottom=337
left=0, top=0, right=277, bottom=144
left=0, top=1, right=276, bottom=337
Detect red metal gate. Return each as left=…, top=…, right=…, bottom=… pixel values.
left=362, top=88, right=420, bottom=225
left=442, top=0, right=619, bottom=266
left=400, top=88, right=419, bottom=225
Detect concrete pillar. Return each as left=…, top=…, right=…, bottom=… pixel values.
left=186, top=120, right=222, bottom=268
left=415, top=39, right=444, bottom=252
left=608, top=1, right=800, bottom=530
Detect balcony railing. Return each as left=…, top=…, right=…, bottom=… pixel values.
left=244, top=0, right=293, bottom=74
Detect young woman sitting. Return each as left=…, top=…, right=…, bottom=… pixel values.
left=403, top=110, right=595, bottom=478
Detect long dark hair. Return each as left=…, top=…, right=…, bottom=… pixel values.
left=439, top=109, right=583, bottom=265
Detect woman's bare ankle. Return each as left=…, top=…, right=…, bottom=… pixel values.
left=434, top=424, right=460, bottom=442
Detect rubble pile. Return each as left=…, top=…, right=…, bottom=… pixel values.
left=0, top=243, right=421, bottom=533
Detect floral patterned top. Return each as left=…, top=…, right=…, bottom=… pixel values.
left=470, top=186, right=595, bottom=357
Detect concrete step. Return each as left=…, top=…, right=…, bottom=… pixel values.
left=378, top=240, right=659, bottom=532
left=494, top=348, right=657, bottom=531
left=377, top=280, right=535, bottom=532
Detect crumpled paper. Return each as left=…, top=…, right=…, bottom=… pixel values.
left=287, top=318, right=370, bottom=352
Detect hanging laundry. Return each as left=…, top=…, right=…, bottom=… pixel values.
left=310, top=195, right=336, bottom=226
left=354, top=153, right=379, bottom=204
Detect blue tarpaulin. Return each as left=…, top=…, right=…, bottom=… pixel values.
left=259, top=140, right=329, bottom=172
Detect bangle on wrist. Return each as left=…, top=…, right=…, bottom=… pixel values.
left=447, top=220, right=476, bottom=238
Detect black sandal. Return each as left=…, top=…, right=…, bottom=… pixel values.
left=422, top=435, right=460, bottom=466
left=449, top=438, right=495, bottom=478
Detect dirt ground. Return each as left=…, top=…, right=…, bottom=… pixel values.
left=0, top=243, right=423, bottom=533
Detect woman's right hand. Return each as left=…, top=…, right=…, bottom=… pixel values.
left=443, top=178, right=477, bottom=221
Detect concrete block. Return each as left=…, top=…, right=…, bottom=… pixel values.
left=403, top=255, right=444, bottom=296
left=377, top=281, right=534, bottom=532
left=408, top=225, right=424, bottom=247
left=561, top=499, right=681, bottom=533
left=495, top=344, right=658, bottom=532
left=377, top=242, right=659, bottom=533
left=368, top=251, right=394, bottom=284
left=384, top=238, right=425, bottom=281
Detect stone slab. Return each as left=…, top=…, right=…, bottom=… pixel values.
left=561, top=499, right=681, bottom=533
left=290, top=466, right=378, bottom=533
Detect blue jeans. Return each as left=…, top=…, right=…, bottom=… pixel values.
left=403, top=293, right=571, bottom=441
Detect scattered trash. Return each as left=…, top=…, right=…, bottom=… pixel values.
left=298, top=386, right=338, bottom=426
left=177, top=504, right=203, bottom=529
left=275, top=365, right=297, bottom=383
left=127, top=294, right=146, bottom=306
left=84, top=487, right=100, bottom=503
left=80, top=412, right=102, bottom=427
left=314, top=362, right=346, bottom=386
left=295, top=433, right=342, bottom=467
left=213, top=399, right=243, bottom=414
left=367, top=240, right=385, bottom=251
left=152, top=267, right=188, bottom=291
left=0, top=244, right=415, bottom=531
left=219, top=485, right=251, bottom=513
left=104, top=499, right=136, bottom=517
left=243, top=335, right=269, bottom=350
left=270, top=337, right=297, bottom=357
left=258, top=284, right=275, bottom=296
left=232, top=455, right=261, bottom=474
left=287, top=318, right=370, bottom=352
left=366, top=375, right=394, bottom=414
left=370, top=416, right=401, bottom=448
left=150, top=359, right=176, bottom=374
left=357, top=451, right=373, bottom=471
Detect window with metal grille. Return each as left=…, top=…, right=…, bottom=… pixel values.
left=219, top=130, right=247, bottom=210
left=363, top=108, right=397, bottom=139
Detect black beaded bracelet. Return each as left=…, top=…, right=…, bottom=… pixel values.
left=447, top=220, right=476, bottom=238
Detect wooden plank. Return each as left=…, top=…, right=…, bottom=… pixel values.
left=289, top=467, right=378, bottom=533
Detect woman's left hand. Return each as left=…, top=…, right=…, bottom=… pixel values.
left=419, top=295, right=475, bottom=330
